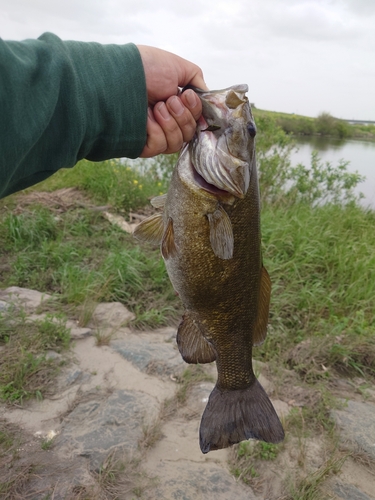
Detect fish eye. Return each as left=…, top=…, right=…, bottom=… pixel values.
left=247, top=122, right=257, bottom=138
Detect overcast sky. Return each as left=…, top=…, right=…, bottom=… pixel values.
left=1, top=0, right=374, bottom=120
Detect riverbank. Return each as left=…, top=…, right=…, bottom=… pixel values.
left=253, top=108, right=375, bottom=141
left=1, top=185, right=374, bottom=498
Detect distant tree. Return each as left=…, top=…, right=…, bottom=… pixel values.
left=316, top=112, right=336, bottom=136
left=335, top=120, right=350, bottom=139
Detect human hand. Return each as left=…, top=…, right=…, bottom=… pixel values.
left=137, top=45, right=208, bottom=158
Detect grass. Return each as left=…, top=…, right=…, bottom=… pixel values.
left=0, top=203, right=178, bottom=328
left=0, top=306, right=70, bottom=403
left=284, top=453, right=347, bottom=500
left=256, top=202, right=375, bottom=383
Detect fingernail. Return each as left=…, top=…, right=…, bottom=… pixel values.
left=155, top=102, right=170, bottom=120
left=185, top=89, right=198, bottom=107
left=169, top=96, right=184, bottom=116
left=147, top=107, right=156, bottom=122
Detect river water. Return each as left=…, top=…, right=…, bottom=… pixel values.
left=290, top=137, right=375, bottom=208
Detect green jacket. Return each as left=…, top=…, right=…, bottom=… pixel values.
left=0, top=33, right=147, bottom=199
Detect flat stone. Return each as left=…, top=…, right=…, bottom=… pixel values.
left=91, top=302, right=135, bottom=329
left=112, top=336, right=185, bottom=377
left=65, top=319, right=92, bottom=339
left=147, top=461, right=255, bottom=500
left=45, top=350, right=63, bottom=361
left=272, top=399, right=291, bottom=418
left=334, top=481, right=375, bottom=500
left=0, top=287, right=52, bottom=311
left=332, top=400, right=375, bottom=459
left=58, top=389, right=158, bottom=469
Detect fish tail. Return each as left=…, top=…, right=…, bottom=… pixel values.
left=199, top=380, right=284, bottom=454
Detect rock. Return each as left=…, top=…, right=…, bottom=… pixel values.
left=45, top=350, right=63, bottom=361
left=112, top=336, right=185, bottom=377
left=146, top=461, right=256, bottom=500
left=332, top=400, right=375, bottom=459
left=334, top=481, right=375, bottom=500
left=91, top=302, right=135, bottom=329
left=64, top=368, right=84, bottom=386
left=0, top=287, right=52, bottom=311
left=58, top=390, right=158, bottom=469
left=272, top=399, right=291, bottom=418
left=65, top=319, right=92, bottom=339
left=0, top=299, right=10, bottom=312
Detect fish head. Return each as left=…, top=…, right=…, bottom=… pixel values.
left=186, top=84, right=256, bottom=199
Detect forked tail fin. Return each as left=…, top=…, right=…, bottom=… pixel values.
left=199, top=380, right=284, bottom=454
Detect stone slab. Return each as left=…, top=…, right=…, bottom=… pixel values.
left=332, top=400, right=375, bottom=459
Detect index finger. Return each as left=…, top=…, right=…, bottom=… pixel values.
left=179, top=61, right=209, bottom=92
left=186, top=72, right=209, bottom=92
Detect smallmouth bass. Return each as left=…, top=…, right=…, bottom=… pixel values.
left=134, top=84, right=284, bottom=453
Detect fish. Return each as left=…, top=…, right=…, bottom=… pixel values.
left=134, top=84, right=285, bottom=453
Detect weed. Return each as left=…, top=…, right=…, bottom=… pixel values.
left=285, top=453, right=347, bottom=500
left=91, top=449, right=158, bottom=499
left=0, top=307, right=71, bottom=403
left=94, top=328, right=116, bottom=347
left=41, top=437, right=54, bottom=451
left=175, top=365, right=215, bottom=405
left=229, top=442, right=260, bottom=487
left=139, top=417, right=163, bottom=451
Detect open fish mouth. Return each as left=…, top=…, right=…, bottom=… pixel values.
left=185, top=86, right=253, bottom=199
left=190, top=119, right=250, bottom=199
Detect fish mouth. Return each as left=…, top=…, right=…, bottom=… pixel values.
left=190, top=118, right=248, bottom=199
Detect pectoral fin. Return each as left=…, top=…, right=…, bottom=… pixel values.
left=151, top=193, right=167, bottom=209
left=161, top=218, right=177, bottom=259
left=207, top=206, right=234, bottom=260
left=253, top=266, right=271, bottom=346
left=177, top=313, right=217, bottom=364
left=133, top=213, right=164, bottom=245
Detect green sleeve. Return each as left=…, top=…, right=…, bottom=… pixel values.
left=0, top=33, right=147, bottom=198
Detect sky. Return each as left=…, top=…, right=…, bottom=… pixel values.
left=1, top=0, right=375, bottom=120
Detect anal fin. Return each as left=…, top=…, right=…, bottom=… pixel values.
left=177, top=313, right=217, bottom=364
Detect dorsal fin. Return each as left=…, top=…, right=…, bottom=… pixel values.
left=151, top=193, right=167, bottom=209
left=133, top=213, right=164, bottom=245
left=177, top=313, right=217, bottom=364
left=206, top=205, right=234, bottom=260
left=253, top=266, right=271, bottom=346
left=161, top=218, right=177, bottom=259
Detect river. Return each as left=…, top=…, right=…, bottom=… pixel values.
left=290, top=137, right=375, bottom=208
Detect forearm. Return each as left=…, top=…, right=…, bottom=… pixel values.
left=0, top=33, right=147, bottom=198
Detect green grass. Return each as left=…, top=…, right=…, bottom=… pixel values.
left=256, top=202, right=375, bottom=381
left=0, top=307, right=71, bottom=403
left=0, top=205, right=178, bottom=328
